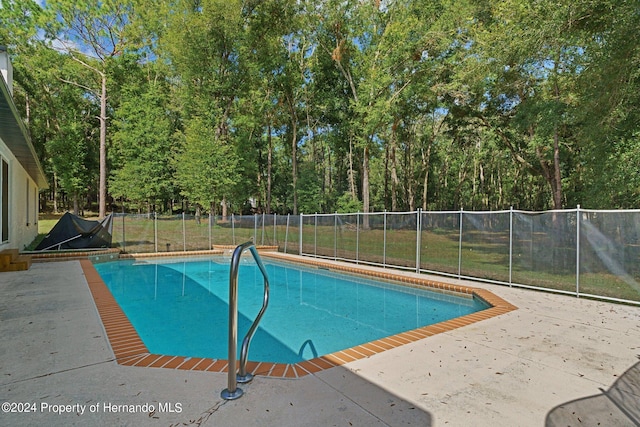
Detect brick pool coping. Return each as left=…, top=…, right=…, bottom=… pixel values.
left=29, top=248, right=121, bottom=262
left=80, top=255, right=517, bottom=379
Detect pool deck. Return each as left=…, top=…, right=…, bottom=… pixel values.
left=1, top=255, right=639, bottom=426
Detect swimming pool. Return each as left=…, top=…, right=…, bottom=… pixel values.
left=93, top=256, right=489, bottom=364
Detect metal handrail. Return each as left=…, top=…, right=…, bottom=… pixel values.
left=37, top=234, right=82, bottom=251
left=221, top=241, right=270, bottom=400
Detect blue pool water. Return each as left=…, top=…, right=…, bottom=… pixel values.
left=93, top=257, right=488, bottom=364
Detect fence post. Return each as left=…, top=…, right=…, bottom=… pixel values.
left=154, top=212, right=158, bottom=253
left=284, top=214, right=290, bottom=254
left=383, top=210, right=387, bottom=268
left=209, top=213, right=212, bottom=250
left=334, top=213, right=338, bottom=260
left=356, top=212, right=360, bottom=264
left=182, top=212, right=186, bottom=252
left=416, top=208, right=422, bottom=274
left=232, top=213, right=235, bottom=245
left=314, top=213, right=318, bottom=257
left=509, top=207, right=513, bottom=286
left=273, top=213, right=277, bottom=247
left=299, top=213, right=303, bottom=256
left=576, top=205, right=581, bottom=297
left=122, top=212, right=126, bottom=254
left=458, top=208, right=463, bottom=278
left=254, top=214, right=258, bottom=244
left=284, top=214, right=291, bottom=254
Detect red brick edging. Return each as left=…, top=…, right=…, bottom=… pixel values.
left=80, top=256, right=517, bottom=379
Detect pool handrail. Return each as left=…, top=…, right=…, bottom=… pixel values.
left=221, top=240, right=270, bottom=400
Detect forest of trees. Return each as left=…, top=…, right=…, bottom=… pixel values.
left=1, top=0, right=639, bottom=217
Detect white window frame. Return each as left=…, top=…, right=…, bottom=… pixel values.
left=1, top=155, right=9, bottom=243
left=26, top=177, right=30, bottom=226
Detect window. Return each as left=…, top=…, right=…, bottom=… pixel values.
left=33, top=183, right=37, bottom=225
left=26, top=178, right=29, bottom=226
left=1, top=157, right=8, bottom=242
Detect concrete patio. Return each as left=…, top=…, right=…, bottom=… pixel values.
left=1, top=258, right=639, bottom=426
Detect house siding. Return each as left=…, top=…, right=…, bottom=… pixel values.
left=0, top=139, right=39, bottom=251
left=0, top=46, right=46, bottom=252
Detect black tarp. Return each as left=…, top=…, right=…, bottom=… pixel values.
left=35, top=213, right=114, bottom=250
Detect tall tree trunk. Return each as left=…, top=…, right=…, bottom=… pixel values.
left=535, top=131, right=563, bottom=210
left=552, top=57, right=563, bottom=210
left=421, top=141, right=432, bottom=211
left=362, top=145, right=370, bottom=229
left=53, top=173, right=59, bottom=214
left=552, top=130, right=563, bottom=209
left=73, top=192, right=79, bottom=216
left=324, top=144, right=332, bottom=205
left=267, top=122, right=272, bottom=214
left=480, top=164, right=487, bottom=209
left=384, top=143, right=389, bottom=210
left=497, top=168, right=503, bottom=208
left=406, top=134, right=415, bottom=211
left=348, top=136, right=356, bottom=198
left=221, top=197, right=228, bottom=220
left=195, top=205, right=201, bottom=224
left=25, top=93, right=30, bottom=124
left=284, top=93, right=298, bottom=215
left=389, top=120, right=399, bottom=211
left=472, top=158, right=477, bottom=208
left=99, top=72, right=107, bottom=218
left=291, top=119, right=298, bottom=215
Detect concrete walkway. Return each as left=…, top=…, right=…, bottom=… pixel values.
left=1, top=259, right=638, bottom=426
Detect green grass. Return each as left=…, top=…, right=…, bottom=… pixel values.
left=38, top=217, right=60, bottom=234
left=299, top=224, right=639, bottom=302
left=29, top=213, right=639, bottom=303
left=24, top=214, right=62, bottom=250
left=109, top=215, right=267, bottom=253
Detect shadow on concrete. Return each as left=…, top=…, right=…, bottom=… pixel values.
left=546, top=357, right=640, bottom=427
left=216, top=365, right=433, bottom=426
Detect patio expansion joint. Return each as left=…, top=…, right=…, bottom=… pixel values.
left=0, top=358, right=118, bottom=387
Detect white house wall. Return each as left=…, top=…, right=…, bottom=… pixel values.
left=0, top=138, right=39, bottom=251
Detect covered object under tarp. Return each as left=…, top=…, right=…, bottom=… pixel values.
left=35, top=213, right=114, bottom=250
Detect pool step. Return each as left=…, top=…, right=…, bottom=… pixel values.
left=0, top=249, right=32, bottom=272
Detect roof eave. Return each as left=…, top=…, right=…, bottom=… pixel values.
left=0, top=74, right=48, bottom=189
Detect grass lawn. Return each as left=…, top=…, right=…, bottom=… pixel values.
left=23, top=213, right=63, bottom=250
left=301, top=224, right=640, bottom=302
left=26, top=212, right=640, bottom=303
left=38, top=214, right=62, bottom=234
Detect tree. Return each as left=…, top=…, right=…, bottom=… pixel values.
left=460, top=0, right=591, bottom=209
left=1, top=1, right=101, bottom=214
left=173, top=117, right=238, bottom=213
left=320, top=0, right=454, bottom=214
left=571, top=0, right=640, bottom=208
left=110, top=61, right=176, bottom=212
left=240, top=0, right=297, bottom=213
left=18, top=47, right=98, bottom=214
left=157, top=0, right=246, bottom=215
left=44, top=0, right=135, bottom=217
left=6, top=0, right=640, bottom=216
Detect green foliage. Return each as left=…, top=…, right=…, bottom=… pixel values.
left=109, top=67, right=176, bottom=209
left=336, top=192, right=363, bottom=214
left=172, top=116, right=238, bottom=212
left=296, top=162, right=324, bottom=214
left=10, top=41, right=98, bottom=205
left=0, top=0, right=51, bottom=47
left=8, top=0, right=640, bottom=215
left=584, top=134, right=640, bottom=208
